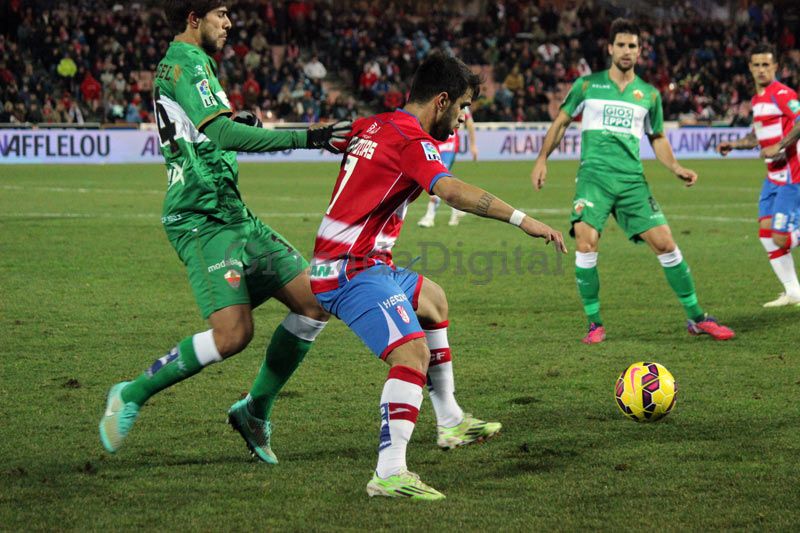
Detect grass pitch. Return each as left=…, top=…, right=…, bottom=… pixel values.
left=1, top=159, right=798, bottom=530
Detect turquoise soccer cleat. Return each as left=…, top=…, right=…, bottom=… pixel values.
left=227, top=399, right=278, bottom=464
left=99, top=381, right=140, bottom=453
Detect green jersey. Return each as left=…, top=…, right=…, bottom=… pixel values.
left=153, top=41, right=242, bottom=231
left=561, top=70, right=664, bottom=181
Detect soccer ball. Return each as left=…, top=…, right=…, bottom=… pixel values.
left=614, top=361, right=677, bottom=422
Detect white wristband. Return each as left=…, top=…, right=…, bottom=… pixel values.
left=509, top=209, right=525, bottom=227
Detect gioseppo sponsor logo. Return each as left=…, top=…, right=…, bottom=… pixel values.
left=207, top=258, right=244, bottom=273
left=603, top=104, right=634, bottom=128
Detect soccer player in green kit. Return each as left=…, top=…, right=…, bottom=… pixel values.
left=531, top=18, right=734, bottom=344
left=99, top=0, right=350, bottom=462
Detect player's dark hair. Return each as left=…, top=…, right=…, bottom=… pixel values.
left=609, top=18, right=640, bottom=44
left=164, top=0, right=226, bottom=33
left=407, top=51, right=482, bottom=104
left=750, top=43, right=778, bottom=62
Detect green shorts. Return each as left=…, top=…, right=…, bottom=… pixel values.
left=169, top=216, right=308, bottom=319
left=569, top=176, right=667, bottom=242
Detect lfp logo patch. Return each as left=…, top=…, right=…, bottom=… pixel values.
left=421, top=141, right=442, bottom=162
left=195, top=79, right=216, bottom=108
left=603, top=104, right=634, bottom=128
left=789, top=100, right=800, bottom=114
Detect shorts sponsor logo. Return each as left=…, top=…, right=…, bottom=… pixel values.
left=380, top=293, right=408, bottom=309
left=573, top=198, right=594, bottom=214
left=224, top=269, right=242, bottom=289
left=396, top=305, right=410, bottom=324
left=207, top=258, right=244, bottom=273
left=195, top=79, right=216, bottom=108
left=774, top=212, right=788, bottom=230
left=421, top=141, right=442, bottom=161
left=602, top=104, right=634, bottom=128
left=146, top=348, right=179, bottom=377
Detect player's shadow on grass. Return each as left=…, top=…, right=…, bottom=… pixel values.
left=718, top=308, right=800, bottom=334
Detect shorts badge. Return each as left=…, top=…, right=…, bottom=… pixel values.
left=396, top=305, right=411, bottom=324
left=224, top=269, right=241, bottom=289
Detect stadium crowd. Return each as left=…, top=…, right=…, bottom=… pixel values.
left=0, top=0, right=797, bottom=126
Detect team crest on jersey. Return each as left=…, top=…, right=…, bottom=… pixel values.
left=224, top=269, right=241, bottom=289
left=789, top=100, right=800, bottom=113
left=421, top=141, right=442, bottom=162
left=396, top=305, right=411, bottom=324
left=633, top=89, right=644, bottom=101
left=195, top=79, right=216, bottom=108
left=366, top=122, right=381, bottom=135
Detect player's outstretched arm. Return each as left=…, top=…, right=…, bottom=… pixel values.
left=433, top=176, right=567, bottom=252
left=717, top=130, right=758, bottom=156
left=650, top=134, right=697, bottom=187
left=531, top=111, right=572, bottom=191
left=202, top=116, right=351, bottom=153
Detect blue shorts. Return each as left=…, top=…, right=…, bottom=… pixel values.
left=315, top=265, right=425, bottom=359
left=758, top=180, right=800, bottom=233
left=440, top=150, right=456, bottom=170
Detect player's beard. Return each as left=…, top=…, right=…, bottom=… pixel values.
left=613, top=57, right=634, bottom=73
left=430, top=106, right=458, bottom=141
left=199, top=28, right=222, bottom=55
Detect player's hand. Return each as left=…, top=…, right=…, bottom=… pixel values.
left=717, top=141, right=734, bottom=156
left=761, top=144, right=785, bottom=162
left=307, top=120, right=352, bottom=153
left=674, top=165, right=697, bottom=187
left=531, top=158, right=548, bottom=191
left=520, top=217, right=568, bottom=253
left=233, top=110, right=262, bottom=129
left=470, top=145, right=479, bottom=161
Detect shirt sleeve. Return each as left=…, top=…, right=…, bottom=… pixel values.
left=645, top=90, right=664, bottom=136
left=774, top=88, right=800, bottom=123
left=174, top=60, right=232, bottom=130
left=398, top=138, right=453, bottom=193
left=560, top=78, right=587, bottom=118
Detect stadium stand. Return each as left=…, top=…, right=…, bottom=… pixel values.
left=0, top=0, right=798, bottom=126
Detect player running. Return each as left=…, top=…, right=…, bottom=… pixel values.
left=722, top=44, right=800, bottom=306
left=99, top=1, right=349, bottom=462
left=310, top=52, right=566, bottom=500
left=417, top=108, right=478, bottom=227
left=531, top=18, right=734, bottom=344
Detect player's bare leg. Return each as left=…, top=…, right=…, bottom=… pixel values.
left=228, top=270, right=328, bottom=464
left=574, top=222, right=605, bottom=344
left=759, top=218, right=800, bottom=306
left=640, top=225, right=734, bottom=340
left=100, top=305, right=248, bottom=453
left=415, top=277, right=501, bottom=448
left=366, top=339, right=445, bottom=500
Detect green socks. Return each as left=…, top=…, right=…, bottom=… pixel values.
left=121, top=336, right=204, bottom=406
left=247, top=324, right=312, bottom=420
left=662, top=258, right=704, bottom=322
left=575, top=265, right=602, bottom=325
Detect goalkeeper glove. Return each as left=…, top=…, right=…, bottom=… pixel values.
left=306, top=120, right=352, bottom=153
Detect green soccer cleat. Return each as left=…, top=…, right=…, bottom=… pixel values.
left=366, top=470, right=445, bottom=500
left=437, top=413, right=502, bottom=450
left=99, top=381, right=140, bottom=453
left=227, top=399, right=278, bottom=464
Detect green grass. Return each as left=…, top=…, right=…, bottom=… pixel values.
left=1, top=160, right=798, bottom=530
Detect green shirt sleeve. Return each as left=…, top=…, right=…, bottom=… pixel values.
left=561, top=78, right=587, bottom=118
left=203, top=116, right=308, bottom=153
left=174, top=60, right=232, bottom=130
left=646, top=91, right=664, bottom=136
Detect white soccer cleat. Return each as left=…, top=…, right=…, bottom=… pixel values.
left=418, top=213, right=435, bottom=228
left=448, top=209, right=466, bottom=226
left=762, top=293, right=800, bottom=308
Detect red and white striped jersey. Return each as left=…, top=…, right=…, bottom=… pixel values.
left=751, top=80, right=800, bottom=184
left=310, top=110, right=453, bottom=293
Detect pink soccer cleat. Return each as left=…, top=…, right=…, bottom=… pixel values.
left=687, top=315, right=735, bottom=340
left=582, top=323, right=606, bottom=344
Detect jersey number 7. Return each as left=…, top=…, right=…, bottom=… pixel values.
left=326, top=155, right=358, bottom=215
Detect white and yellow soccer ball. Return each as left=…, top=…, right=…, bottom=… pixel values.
left=615, top=362, right=677, bottom=422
